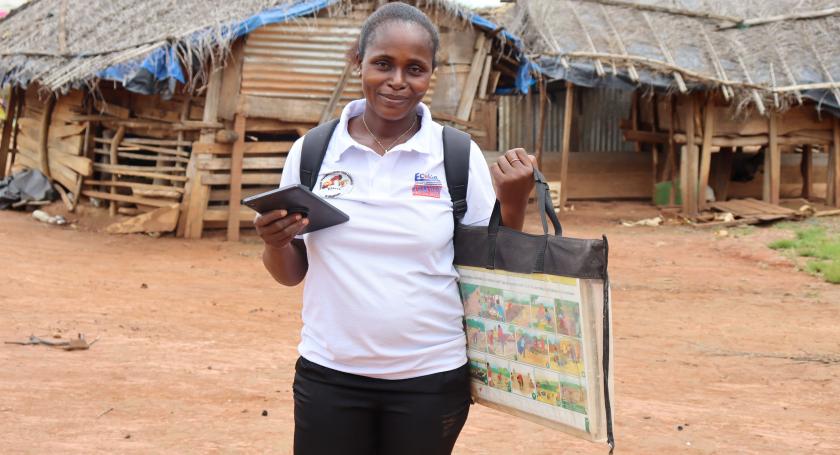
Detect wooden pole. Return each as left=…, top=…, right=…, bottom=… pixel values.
left=651, top=142, right=659, bottom=203
left=175, top=97, right=191, bottom=185
left=535, top=78, right=547, bottom=170
left=681, top=94, right=698, bottom=215
left=227, top=114, right=246, bottom=241
left=478, top=55, right=492, bottom=100
left=764, top=112, right=780, bottom=205
left=830, top=119, right=840, bottom=207
left=0, top=87, right=19, bottom=178
left=70, top=94, right=94, bottom=213
left=667, top=95, right=677, bottom=205
left=649, top=93, right=662, bottom=199
left=320, top=60, right=353, bottom=125
left=630, top=91, right=640, bottom=153
left=182, top=67, right=222, bottom=238
left=801, top=145, right=812, bottom=200
left=698, top=94, right=715, bottom=209
left=560, top=81, right=575, bottom=208
left=108, top=126, right=126, bottom=216
left=456, top=33, right=488, bottom=121
left=498, top=98, right=508, bottom=152
left=9, top=87, right=23, bottom=171
left=525, top=90, right=534, bottom=154
left=828, top=144, right=835, bottom=206
left=633, top=91, right=655, bottom=202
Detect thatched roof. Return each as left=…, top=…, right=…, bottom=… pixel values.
left=0, top=0, right=315, bottom=91
left=504, top=0, right=840, bottom=115
left=0, top=0, right=476, bottom=93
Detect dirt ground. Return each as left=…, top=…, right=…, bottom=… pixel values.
left=2, top=201, right=839, bottom=454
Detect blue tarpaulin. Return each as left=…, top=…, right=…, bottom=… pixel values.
left=99, top=46, right=187, bottom=97
left=100, top=0, right=536, bottom=97
left=99, top=0, right=336, bottom=97
left=465, top=13, right=538, bottom=94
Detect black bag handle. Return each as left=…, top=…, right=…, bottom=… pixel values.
left=488, top=168, right=562, bottom=236
left=486, top=169, right=563, bottom=271
left=535, top=168, right=563, bottom=236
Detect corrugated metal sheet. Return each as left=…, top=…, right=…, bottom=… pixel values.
left=242, top=17, right=363, bottom=101
left=499, top=86, right=634, bottom=153
left=571, top=87, right=635, bottom=153
left=241, top=16, right=435, bottom=106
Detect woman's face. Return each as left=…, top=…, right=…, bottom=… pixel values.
left=358, top=21, right=434, bottom=122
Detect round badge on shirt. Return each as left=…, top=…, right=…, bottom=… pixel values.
left=318, top=171, right=353, bottom=198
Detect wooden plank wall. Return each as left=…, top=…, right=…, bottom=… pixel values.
left=542, top=150, right=653, bottom=200
left=623, top=93, right=840, bottom=210
left=82, top=89, right=202, bottom=222
left=15, top=88, right=90, bottom=205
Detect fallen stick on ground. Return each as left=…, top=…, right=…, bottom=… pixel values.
left=4, top=334, right=99, bottom=351
left=692, top=343, right=840, bottom=365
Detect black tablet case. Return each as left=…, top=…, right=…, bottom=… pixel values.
left=242, top=184, right=349, bottom=234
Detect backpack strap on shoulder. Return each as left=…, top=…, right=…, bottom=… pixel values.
left=300, top=119, right=340, bottom=190
left=442, top=125, right=471, bottom=223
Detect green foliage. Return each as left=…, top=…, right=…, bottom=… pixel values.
left=729, top=226, right=756, bottom=238
left=769, top=239, right=795, bottom=250
left=771, top=224, right=840, bottom=284
left=806, top=261, right=840, bottom=284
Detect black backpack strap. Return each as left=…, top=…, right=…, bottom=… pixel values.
left=442, top=125, right=471, bottom=223
left=300, top=119, right=340, bottom=190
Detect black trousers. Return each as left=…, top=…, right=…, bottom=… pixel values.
left=293, top=356, right=471, bottom=455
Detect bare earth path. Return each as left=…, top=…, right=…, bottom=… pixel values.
left=1, top=202, right=839, bottom=454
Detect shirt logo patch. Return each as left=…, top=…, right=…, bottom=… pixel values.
left=412, top=173, right=442, bottom=198
left=318, top=171, right=353, bottom=198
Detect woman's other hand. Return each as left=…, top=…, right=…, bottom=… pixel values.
left=255, top=210, right=309, bottom=251
left=490, top=148, right=537, bottom=230
left=491, top=148, right=537, bottom=204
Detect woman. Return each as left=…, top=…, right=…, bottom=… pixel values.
left=255, top=3, right=536, bottom=454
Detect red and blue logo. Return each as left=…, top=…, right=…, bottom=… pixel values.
left=412, top=173, right=442, bottom=198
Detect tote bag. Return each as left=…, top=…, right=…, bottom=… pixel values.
left=455, top=170, right=614, bottom=451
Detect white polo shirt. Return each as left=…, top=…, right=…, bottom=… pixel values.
left=279, top=99, right=496, bottom=379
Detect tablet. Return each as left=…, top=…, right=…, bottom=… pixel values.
left=242, top=184, right=349, bottom=234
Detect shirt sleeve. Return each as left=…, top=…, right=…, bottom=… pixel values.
left=276, top=137, right=307, bottom=237
left=459, top=140, right=496, bottom=227
left=279, top=137, right=305, bottom=187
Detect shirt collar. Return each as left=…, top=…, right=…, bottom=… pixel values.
left=331, top=99, right=433, bottom=159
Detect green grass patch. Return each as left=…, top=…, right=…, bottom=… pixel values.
left=769, top=239, right=796, bottom=250
left=770, top=225, right=840, bottom=284
left=772, top=221, right=802, bottom=231
left=729, top=226, right=756, bottom=238
left=806, top=261, right=840, bottom=284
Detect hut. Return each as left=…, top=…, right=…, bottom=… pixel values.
left=0, top=0, right=533, bottom=239
left=501, top=0, right=840, bottom=217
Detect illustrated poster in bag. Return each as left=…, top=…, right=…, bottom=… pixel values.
left=454, top=170, right=614, bottom=450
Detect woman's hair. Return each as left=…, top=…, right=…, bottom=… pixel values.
left=352, top=2, right=440, bottom=68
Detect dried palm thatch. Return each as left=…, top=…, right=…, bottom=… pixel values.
left=0, top=0, right=328, bottom=92
left=503, top=0, right=840, bottom=115
left=0, top=0, right=472, bottom=94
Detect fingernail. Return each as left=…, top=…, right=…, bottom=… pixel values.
left=280, top=210, right=287, bottom=217
left=295, top=214, right=301, bottom=220
left=302, top=218, right=309, bottom=225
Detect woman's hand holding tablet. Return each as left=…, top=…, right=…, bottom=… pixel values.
left=244, top=184, right=350, bottom=235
